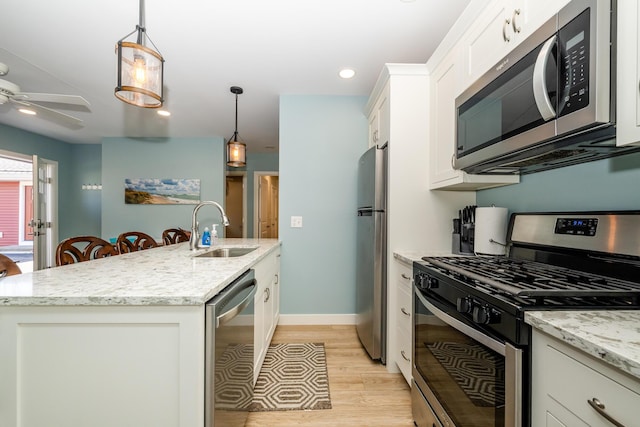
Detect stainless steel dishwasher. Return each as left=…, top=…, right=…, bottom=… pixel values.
left=205, top=269, right=257, bottom=427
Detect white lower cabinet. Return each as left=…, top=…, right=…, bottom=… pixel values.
left=394, top=258, right=413, bottom=384
left=253, top=247, right=281, bottom=382
left=0, top=305, right=204, bottom=427
left=531, top=329, right=640, bottom=427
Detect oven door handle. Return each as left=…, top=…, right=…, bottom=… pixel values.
left=417, top=289, right=506, bottom=355
left=416, top=289, right=523, bottom=427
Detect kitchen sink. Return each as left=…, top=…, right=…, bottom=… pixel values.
left=195, top=247, right=258, bottom=258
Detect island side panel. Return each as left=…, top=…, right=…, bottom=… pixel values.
left=0, top=305, right=204, bottom=427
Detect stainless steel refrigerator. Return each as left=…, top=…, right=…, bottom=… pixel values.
left=356, top=144, right=386, bottom=363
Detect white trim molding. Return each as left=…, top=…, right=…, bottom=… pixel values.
left=277, top=314, right=356, bottom=325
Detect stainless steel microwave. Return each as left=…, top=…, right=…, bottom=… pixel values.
left=454, top=0, right=640, bottom=175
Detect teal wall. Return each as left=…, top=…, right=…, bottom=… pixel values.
left=0, top=123, right=99, bottom=240
left=279, top=95, right=368, bottom=315
left=477, top=152, right=640, bottom=212
left=0, top=124, right=273, bottom=243
left=101, top=137, right=225, bottom=241
left=68, top=144, right=102, bottom=237
left=226, top=152, right=279, bottom=237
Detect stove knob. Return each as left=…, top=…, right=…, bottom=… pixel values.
left=416, top=273, right=438, bottom=290
left=472, top=305, right=498, bottom=324
left=425, top=276, right=439, bottom=289
left=456, top=297, right=473, bottom=314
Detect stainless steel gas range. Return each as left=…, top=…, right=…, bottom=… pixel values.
left=412, top=211, right=640, bottom=427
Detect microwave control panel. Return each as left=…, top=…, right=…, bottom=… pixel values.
left=558, top=8, right=591, bottom=117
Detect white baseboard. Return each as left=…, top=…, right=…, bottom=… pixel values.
left=277, top=313, right=356, bottom=325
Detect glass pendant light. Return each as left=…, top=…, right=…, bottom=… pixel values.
left=115, top=0, right=164, bottom=108
left=227, top=86, right=247, bottom=167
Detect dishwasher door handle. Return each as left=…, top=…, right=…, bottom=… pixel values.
left=215, top=279, right=257, bottom=328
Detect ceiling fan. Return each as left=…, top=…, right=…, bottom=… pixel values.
left=0, top=62, right=90, bottom=126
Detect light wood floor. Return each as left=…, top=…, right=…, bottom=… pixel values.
left=245, top=324, right=415, bottom=427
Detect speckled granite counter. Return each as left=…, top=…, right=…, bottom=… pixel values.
left=525, top=311, right=640, bottom=380
left=0, top=238, right=280, bottom=306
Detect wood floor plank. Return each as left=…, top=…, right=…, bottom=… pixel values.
left=245, top=324, right=414, bottom=427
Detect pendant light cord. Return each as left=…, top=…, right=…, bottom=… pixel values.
left=233, top=92, right=239, bottom=142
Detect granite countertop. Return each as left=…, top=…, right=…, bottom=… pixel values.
left=525, top=311, right=640, bottom=380
left=0, top=238, right=280, bottom=306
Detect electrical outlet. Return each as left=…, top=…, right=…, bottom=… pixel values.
left=290, top=216, right=303, bottom=228
left=0, top=231, right=3, bottom=238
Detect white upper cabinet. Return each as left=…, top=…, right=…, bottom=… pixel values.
left=461, top=0, right=569, bottom=85
left=616, top=0, right=640, bottom=147
left=368, top=86, right=390, bottom=148
left=428, top=32, right=519, bottom=190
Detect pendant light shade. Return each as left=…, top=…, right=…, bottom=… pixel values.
left=115, top=0, right=164, bottom=108
left=227, top=86, right=247, bottom=167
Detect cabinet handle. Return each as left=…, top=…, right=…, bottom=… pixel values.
left=274, top=273, right=279, bottom=285
left=588, top=398, right=625, bottom=427
left=451, top=153, right=456, bottom=169
left=503, top=18, right=511, bottom=42
left=512, top=9, right=521, bottom=33
left=401, top=273, right=411, bottom=280
left=264, top=287, right=270, bottom=303
left=401, top=307, right=410, bottom=316
left=401, top=350, right=410, bottom=361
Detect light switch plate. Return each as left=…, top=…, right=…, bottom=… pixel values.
left=290, top=216, right=303, bottom=228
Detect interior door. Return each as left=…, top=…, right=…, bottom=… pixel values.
left=225, top=175, right=245, bottom=238
left=258, top=176, right=270, bottom=238
left=31, top=155, right=57, bottom=270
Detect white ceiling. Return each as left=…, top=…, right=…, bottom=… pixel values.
left=0, top=0, right=469, bottom=153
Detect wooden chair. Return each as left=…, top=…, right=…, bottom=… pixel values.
left=116, top=231, right=160, bottom=254
left=0, top=254, right=22, bottom=278
left=162, top=228, right=191, bottom=245
left=55, top=236, right=119, bottom=266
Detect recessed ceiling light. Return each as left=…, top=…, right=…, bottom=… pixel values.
left=18, top=108, right=36, bottom=116
left=157, top=110, right=171, bottom=117
left=339, top=68, right=356, bottom=79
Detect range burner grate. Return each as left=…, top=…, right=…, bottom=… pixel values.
left=422, top=256, right=640, bottom=299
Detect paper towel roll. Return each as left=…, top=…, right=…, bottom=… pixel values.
left=474, top=207, right=509, bottom=255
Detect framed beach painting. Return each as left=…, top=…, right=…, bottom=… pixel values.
left=124, top=178, right=201, bottom=204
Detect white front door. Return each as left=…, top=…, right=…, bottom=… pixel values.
left=31, top=155, right=57, bottom=270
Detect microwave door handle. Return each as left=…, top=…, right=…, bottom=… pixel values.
left=532, top=35, right=557, bottom=121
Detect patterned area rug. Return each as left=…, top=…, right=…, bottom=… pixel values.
left=427, top=341, right=505, bottom=407
left=250, top=342, right=332, bottom=411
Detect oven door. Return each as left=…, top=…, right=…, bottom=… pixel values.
left=413, top=287, right=523, bottom=427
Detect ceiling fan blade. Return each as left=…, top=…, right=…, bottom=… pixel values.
left=13, top=92, right=90, bottom=107
left=11, top=99, right=84, bottom=127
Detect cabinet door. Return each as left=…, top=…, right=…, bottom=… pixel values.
left=428, top=48, right=519, bottom=190
left=616, top=0, right=640, bottom=146
left=394, top=260, right=413, bottom=384
left=462, top=0, right=568, bottom=84
left=532, top=330, right=640, bottom=427
left=368, top=109, right=379, bottom=148
left=367, top=84, right=389, bottom=148
left=430, top=49, right=462, bottom=185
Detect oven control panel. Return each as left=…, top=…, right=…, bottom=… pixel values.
left=554, top=217, right=598, bottom=236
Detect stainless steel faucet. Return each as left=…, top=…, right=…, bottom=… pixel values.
left=190, top=201, right=230, bottom=250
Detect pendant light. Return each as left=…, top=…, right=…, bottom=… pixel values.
left=115, top=0, right=164, bottom=108
left=227, top=86, right=247, bottom=167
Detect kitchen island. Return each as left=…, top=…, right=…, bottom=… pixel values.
left=0, top=238, right=280, bottom=427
